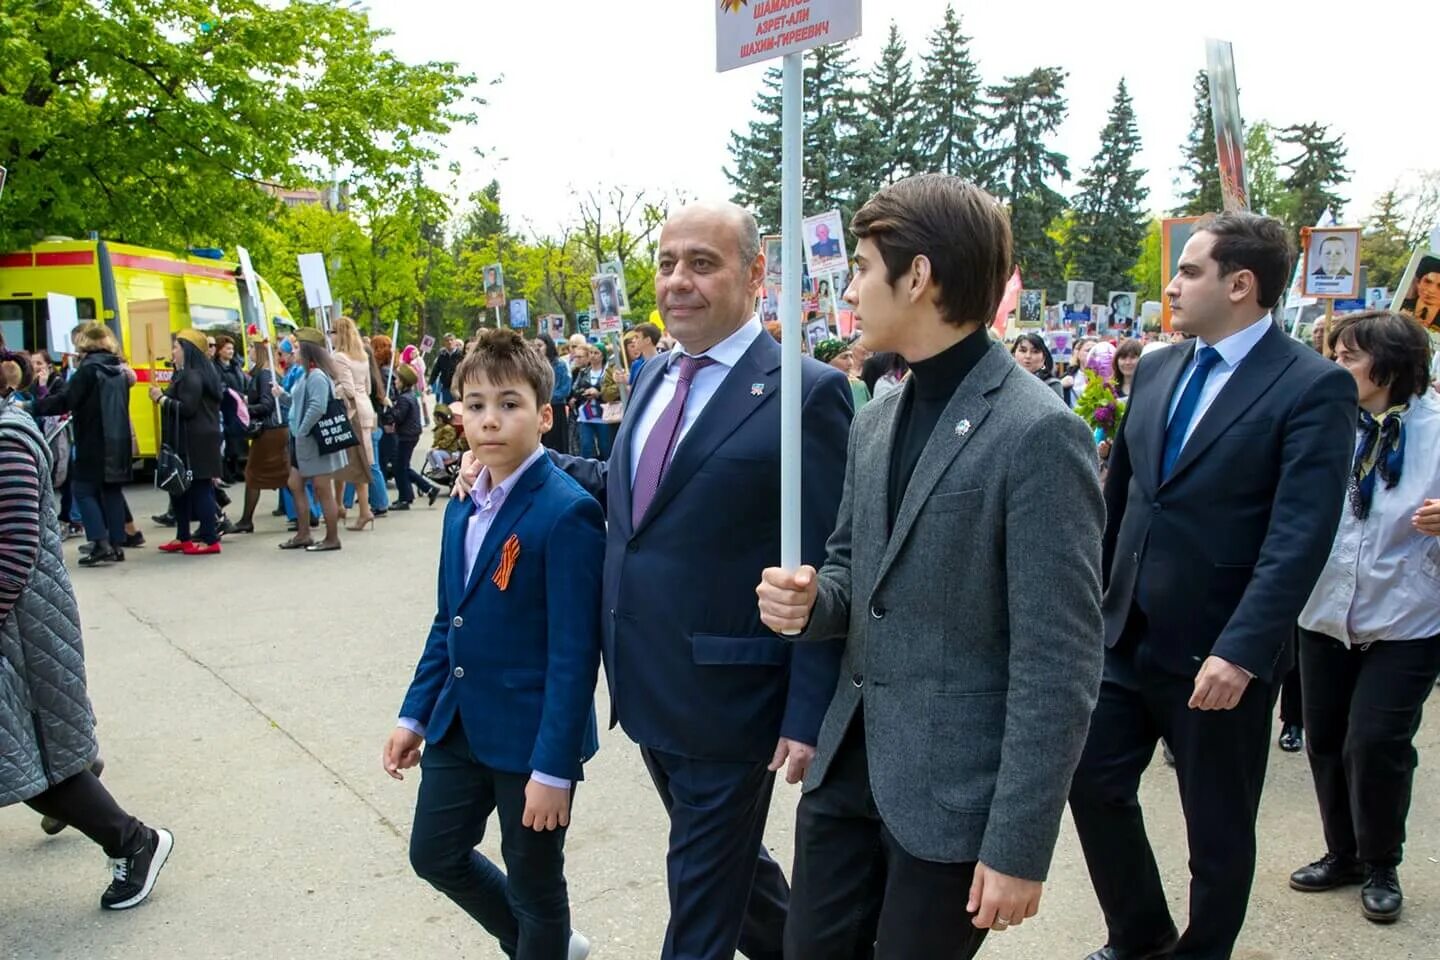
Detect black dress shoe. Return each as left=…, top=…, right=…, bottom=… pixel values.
left=1083, top=941, right=1176, bottom=960
left=391, top=501, right=411, bottom=511
left=1361, top=865, right=1402, bottom=923
left=78, top=543, right=118, bottom=566
left=1290, top=852, right=1366, bottom=891
left=152, top=511, right=174, bottom=526
left=123, top=531, right=146, bottom=548
left=1278, top=723, right=1304, bottom=752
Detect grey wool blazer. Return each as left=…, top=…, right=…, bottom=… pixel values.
left=795, top=339, right=1105, bottom=882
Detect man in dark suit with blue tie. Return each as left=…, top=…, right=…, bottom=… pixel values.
left=1069, top=213, right=1358, bottom=960
left=466, top=202, right=853, bottom=959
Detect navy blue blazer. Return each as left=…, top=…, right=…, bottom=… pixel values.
left=1101, top=324, right=1358, bottom=683
left=555, top=331, right=852, bottom=762
left=400, top=453, right=605, bottom=780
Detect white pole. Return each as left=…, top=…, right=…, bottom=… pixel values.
left=780, top=51, right=803, bottom=583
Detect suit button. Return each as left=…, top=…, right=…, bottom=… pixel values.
left=852, top=673, right=864, bottom=688
left=452, top=616, right=464, bottom=628
left=1153, top=502, right=1163, bottom=514
left=870, top=605, right=885, bottom=620
left=453, top=667, right=464, bottom=679
left=627, top=542, right=638, bottom=553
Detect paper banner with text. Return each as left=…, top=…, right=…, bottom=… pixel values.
left=591, top=274, right=624, bottom=334
left=716, top=0, right=862, bottom=73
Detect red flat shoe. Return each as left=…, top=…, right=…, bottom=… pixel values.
left=182, top=541, right=221, bottom=556
left=158, top=540, right=191, bottom=553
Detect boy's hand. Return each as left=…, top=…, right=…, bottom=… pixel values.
left=382, top=727, right=424, bottom=781
left=453, top=450, right=481, bottom=499
left=757, top=565, right=819, bottom=635
left=522, top=778, right=571, bottom=831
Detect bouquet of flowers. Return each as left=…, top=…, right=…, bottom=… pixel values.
left=1073, top=342, right=1125, bottom=444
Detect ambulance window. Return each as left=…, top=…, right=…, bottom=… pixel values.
left=0, top=298, right=97, bottom=353
left=189, top=304, right=241, bottom=339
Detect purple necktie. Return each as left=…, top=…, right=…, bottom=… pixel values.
left=632, top=354, right=715, bottom=526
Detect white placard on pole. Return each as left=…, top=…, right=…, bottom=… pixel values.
left=45, top=293, right=80, bottom=356
left=716, top=0, right=862, bottom=73
left=297, top=252, right=333, bottom=310
left=801, top=209, right=849, bottom=279
left=236, top=246, right=277, bottom=377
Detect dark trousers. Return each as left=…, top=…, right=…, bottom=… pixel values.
left=409, top=725, right=572, bottom=960
left=640, top=746, right=788, bottom=960
left=1069, top=618, right=1275, bottom=960
left=786, top=711, right=987, bottom=960
left=172, top=482, right=219, bottom=544
left=394, top=437, right=435, bottom=504
left=576, top=421, right=614, bottom=460
left=542, top=403, right=570, bottom=455
left=23, top=769, right=143, bottom=859
left=1279, top=661, right=1303, bottom=727
left=1298, top=628, right=1440, bottom=868
left=379, top=431, right=399, bottom=481
left=73, top=480, right=127, bottom=545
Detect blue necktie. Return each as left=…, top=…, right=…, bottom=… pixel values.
left=1161, top=346, right=1222, bottom=480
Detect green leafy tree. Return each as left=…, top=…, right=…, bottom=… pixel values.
left=1278, top=122, right=1350, bottom=234
left=915, top=3, right=984, bottom=181
left=1174, top=71, right=1222, bottom=216
left=853, top=23, right=921, bottom=191
left=1065, top=79, right=1150, bottom=295
left=0, top=0, right=474, bottom=252
left=1243, top=121, right=1289, bottom=218
left=982, top=67, right=1070, bottom=297
left=1130, top=219, right=1165, bottom=304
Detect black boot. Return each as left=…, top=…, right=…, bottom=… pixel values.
left=1278, top=723, right=1304, bottom=752
left=1361, top=865, right=1402, bottom=923
left=1290, top=852, right=1366, bottom=892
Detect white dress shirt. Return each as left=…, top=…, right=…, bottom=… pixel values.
left=1165, top=315, right=1274, bottom=450
left=628, top=315, right=764, bottom=486
left=1299, top=392, right=1440, bottom=647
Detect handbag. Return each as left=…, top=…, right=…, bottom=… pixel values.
left=155, top=404, right=191, bottom=495
left=311, top=392, right=360, bottom=455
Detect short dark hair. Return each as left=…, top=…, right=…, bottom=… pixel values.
left=630, top=322, right=661, bottom=346
left=851, top=174, right=1012, bottom=327
left=1194, top=212, right=1294, bottom=309
left=1327, top=310, right=1432, bottom=405
left=453, top=328, right=555, bottom=407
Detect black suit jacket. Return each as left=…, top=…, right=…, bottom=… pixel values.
left=553, top=331, right=852, bottom=761
left=1101, top=324, right=1357, bottom=683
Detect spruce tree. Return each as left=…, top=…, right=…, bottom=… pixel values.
left=1278, top=122, right=1350, bottom=235
left=804, top=42, right=867, bottom=222
left=1361, top=188, right=1413, bottom=290
left=854, top=22, right=921, bottom=193
left=1067, top=79, right=1150, bottom=295
left=725, top=65, right=783, bottom=233
left=1243, top=121, right=1287, bottom=217
left=982, top=67, right=1070, bottom=297
left=1174, top=71, right=1222, bottom=216
left=915, top=4, right=985, bottom=181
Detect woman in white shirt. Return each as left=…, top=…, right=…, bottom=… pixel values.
left=1289, top=310, right=1440, bottom=925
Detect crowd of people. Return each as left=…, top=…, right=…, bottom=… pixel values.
left=2, top=177, right=1439, bottom=960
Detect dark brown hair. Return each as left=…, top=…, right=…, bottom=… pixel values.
left=1193, top=212, right=1294, bottom=309
left=453, top=328, right=555, bottom=407
left=850, top=174, right=1012, bottom=327
left=1327, top=310, right=1432, bottom=405
left=1113, top=338, right=1143, bottom=393
left=629, top=322, right=661, bottom=346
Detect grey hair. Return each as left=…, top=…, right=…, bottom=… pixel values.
left=736, top=208, right=761, bottom=265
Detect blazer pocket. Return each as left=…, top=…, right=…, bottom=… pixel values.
left=501, top=668, right=546, bottom=690
left=690, top=634, right=789, bottom=667
left=926, top=488, right=983, bottom=514
left=1219, top=418, right=1274, bottom=439
left=929, top=690, right=1005, bottom=813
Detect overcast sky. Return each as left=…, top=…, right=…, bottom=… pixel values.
left=364, top=0, right=1434, bottom=236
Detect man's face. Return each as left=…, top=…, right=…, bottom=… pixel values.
left=1416, top=271, right=1440, bottom=310
left=1165, top=231, right=1241, bottom=339
left=1311, top=319, right=1327, bottom=353
left=459, top=374, right=553, bottom=478
left=844, top=237, right=908, bottom=354
left=656, top=207, right=763, bottom=354
left=816, top=224, right=830, bottom=242
left=1320, top=239, right=1347, bottom=276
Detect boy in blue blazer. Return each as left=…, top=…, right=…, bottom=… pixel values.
left=383, top=329, right=605, bottom=960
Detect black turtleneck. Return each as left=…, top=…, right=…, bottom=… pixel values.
left=887, top=330, right=991, bottom=528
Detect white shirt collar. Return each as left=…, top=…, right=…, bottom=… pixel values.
left=667, top=315, right=763, bottom=372
left=1198, top=314, right=1273, bottom=368
left=470, top=445, right=548, bottom=511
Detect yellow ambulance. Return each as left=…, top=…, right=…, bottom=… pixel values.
left=0, top=236, right=296, bottom=459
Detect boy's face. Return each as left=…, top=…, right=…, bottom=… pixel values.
left=460, top=373, right=552, bottom=478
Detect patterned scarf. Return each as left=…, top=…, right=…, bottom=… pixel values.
left=1349, top=403, right=1408, bottom=519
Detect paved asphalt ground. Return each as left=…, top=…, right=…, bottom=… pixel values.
left=3, top=481, right=1437, bottom=960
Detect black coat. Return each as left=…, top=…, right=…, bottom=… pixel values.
left=61, top=352, right=133, bottom=485
left=215, top=356, right=250, bottom=443
left=245, top=366, right=280, bottom=430
left=163, top=366, right=223, bottom=480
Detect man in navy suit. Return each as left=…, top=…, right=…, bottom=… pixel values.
left=464, top=202, right=852, bottom=959
left=1068, top=213, right=1358, bottom=960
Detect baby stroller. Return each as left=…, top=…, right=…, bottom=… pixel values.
left=422, top=450, right=460, bottom=489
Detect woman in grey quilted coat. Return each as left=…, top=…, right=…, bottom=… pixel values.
left=0, top=397, right=174, bottom=911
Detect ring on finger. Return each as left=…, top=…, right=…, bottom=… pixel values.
left=994, top=918, right=1010, bottom=929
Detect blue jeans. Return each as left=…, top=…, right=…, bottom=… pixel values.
left=345, top=429, right=390, bottom=511
left=410, top=725, right=572, bottom=959
left=281, top=481, right=320, bottom=522
left=576, top=421, right=614, bottom=460
left=73, top=480, right=126, bottom=544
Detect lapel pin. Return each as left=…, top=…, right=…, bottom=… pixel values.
left=956, top=419, right=972, bottom=437
left=751, top=383, right=765, bottom=397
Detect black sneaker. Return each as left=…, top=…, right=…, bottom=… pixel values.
left=101, top=827, right=174, bottom=911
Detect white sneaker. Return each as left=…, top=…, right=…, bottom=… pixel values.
left=568, top=930, right=591, bottom=960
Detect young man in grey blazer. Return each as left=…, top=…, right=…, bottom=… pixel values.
left=757, top=175, right=1106, bottom=958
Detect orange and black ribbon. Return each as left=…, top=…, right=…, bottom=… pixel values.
left=492, top=534, right=520, bottom=591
